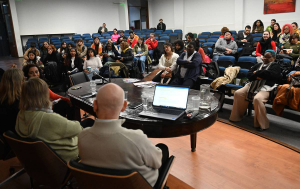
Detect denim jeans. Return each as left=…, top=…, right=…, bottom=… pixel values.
left=134, top=55, right=146, bottom=73
left=212, top=54, right=220, bottom=62
left=148, top=49, right=154, bottom=60
left=86, top=68, right=99, bottom=80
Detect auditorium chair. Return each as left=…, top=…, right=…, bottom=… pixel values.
left=212, top=31, right=222, bottom=35
left=207, top=38, right=218, bottom=43
left=235, top=56, right=257, bottom=69
left=210, top=35, right=221, bottom=38
left=160, top=36, right=170, bottom=43
left=217, top=56, right=235, bottom=68
left=200, top=32, right=211, bottom=36
left=3, top=131, right=72, bottom=189
left=68, top=155, right=175, bottom=189
left=0, top=134, right=25, bottom=188
left=169, top=33, right=178, bottom=43
left=174, top=29, right=182, bottom=39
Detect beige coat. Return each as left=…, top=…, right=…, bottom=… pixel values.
left=211, top=66, right=240, bottom=90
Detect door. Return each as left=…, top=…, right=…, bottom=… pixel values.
left=1, top=2, right=18, bottom=57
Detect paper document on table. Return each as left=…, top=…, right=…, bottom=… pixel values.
left=123, top=78, right=141, bottom=83
left=133, top=81, right=158, bottom=88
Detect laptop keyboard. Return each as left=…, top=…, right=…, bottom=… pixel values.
left=153, top=108, right=183, bottom=115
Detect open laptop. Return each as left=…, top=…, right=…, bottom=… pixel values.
left=139, top=84, right=189, bottom=120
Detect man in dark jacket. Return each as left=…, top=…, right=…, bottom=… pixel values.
left=98, top=23, right=108, bottom=34
left=170, top=44, right=202, bottom=88
left=235, top=25, right=254, bottom=48
left=157, top=19, right=166, bottom=31
left=117, top=30, right=128, bottom=45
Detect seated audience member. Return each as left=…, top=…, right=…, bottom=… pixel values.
left=291, top=22, right=300, bottom=36
left=170, top=44, right=202, bottom=88
left=270, top=23, right=281, bottom=44
left=22, top=51, right=44, bottom=69
left=98, top=23, right=108, bottom=34
left=107, top=38, right=119, bottom=51
left=67, top=42, right=76, bottom=54
left=174, top=40, right=184, bottom=56
left=145, top=33, right=158, bottom=61
left=24, top=42, right=40, bottom=61
left=252, top=20, right=264, bottom=33
left=279, top=24, right=293, bottom=48
left=57, top=41, right=67, bottom=56
left=43, top=44, right=59, bottom=65
left=102, top=42, right=120, bottom=64
left=185, top=33, right=197, bottom=50
left=152, top=43, right=179, bottom=83
left=280, top=33, right=300, bottom=64
left=133, top=31, right=139, bottom=41
left=15, top=77, right=84, bottom=162
left=157, top=18, right=166, bottom=32
left=111, top=41, right=134, bottom=69
left=91, top=36, right=102, bottom=57
left=111, top=28, right=120, bottom=42
left=79, top=83, right=168, bottom=187
left=83, top=48, right=103, bottom=80
left=127, top=31, right=138, bottom=48
left=64, top=48, right=83, bottom=74
left=0, top=69, right=23, bottom=135
left=22, top=64, right=73, bottom=119
left=40, top=41, right=49, bottom=63
left=133, top=37, right=148, bottom=75
left=229, top=50, right=281, bottom=131
left=213, top=31, right=237, bottom=62
left=219, top=27, right=234, bottom=40
left=117, top=30, right=127, bottom=45
left=76, top=39, right=87, bottom=59
left=266, top=19, right=276, bottom=32
left=235, top=25, right=253, bottom=47
left=256, top=31, right=276, bottom=63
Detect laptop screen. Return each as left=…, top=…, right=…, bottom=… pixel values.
left=152, top=85, right=189, bottom=109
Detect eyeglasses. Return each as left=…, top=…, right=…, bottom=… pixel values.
left=284, top=28, right=289, bottom=30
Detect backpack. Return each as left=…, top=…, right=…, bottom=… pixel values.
left=205, top=61, right=220, bottom=79
left=129, top=66, right=144, bottom=79
left=44, top=61, right=60, bottom=84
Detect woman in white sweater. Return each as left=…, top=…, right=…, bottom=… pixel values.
left=83, top=48, right=103, bottom=80
left=152, top=42, right=179, bottom=83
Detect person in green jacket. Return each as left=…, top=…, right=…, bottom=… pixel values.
left=252, top=20, right=264, bottom=33
left=15, top=77, right=84, bottom=162
left=280, top=33, right=300, bottom=65
left=133, top=37, right=149, bottom=75
left=266, top=19, right=276, bottom=32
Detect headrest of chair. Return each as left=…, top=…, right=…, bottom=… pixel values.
left=238, top=56, right=257, bottom=63
left=217, top=56, right=235, bottom=63
left=69, top=160, right=134, bottom=176
left=70, top=72, right=90, bottom=85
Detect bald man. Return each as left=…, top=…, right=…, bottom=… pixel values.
left=78, top=83, right=168, bottom=187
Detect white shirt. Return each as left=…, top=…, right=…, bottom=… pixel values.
left=83, top=57, right=103, bottom=70
left=78, top=119, right=162, bottom=187
left=71, top=57, right=75, bottom=68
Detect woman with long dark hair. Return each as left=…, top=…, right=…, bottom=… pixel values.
left=152, top=42, right=179, bottom=83
left=270, top=23, right=281, bottom=44
left=64, top=48, right=83, bottom=73
left=83, top=48, right=103, bottom=80
left=102, top=42, right=120, bottom=64
left=252, top=20, right=264, bottom=33
left=133, top=37, right=148, bottom=75
left=255, top=31, right=276, bottom=63
left=22, top=51, right=44, bottom=69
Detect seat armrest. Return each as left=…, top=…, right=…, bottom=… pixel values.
left=154, top=156, right=175, bottom=189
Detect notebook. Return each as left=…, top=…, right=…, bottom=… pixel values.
left=139, top=84, right=189, bottom=120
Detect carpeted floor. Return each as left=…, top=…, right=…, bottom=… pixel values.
left=217, top=97, right=300, bottom=151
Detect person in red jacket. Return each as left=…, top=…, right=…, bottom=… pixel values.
left=127, top=31, right=138, bottom=48
left=145, top=33, right=158, bottom=60
left=255, top=30, right=276, bottom=63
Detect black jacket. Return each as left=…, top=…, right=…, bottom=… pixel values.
left=64, top=57, right=83, bottom=72
left=43, top=51, right=59, bottom=64
left=0, top=99, right=19, bottom=135
left=247, top=62, right=281, bottom=87
left=98, top=26, right=108, bottom=34
left=235, top=33, right=254, bottom=47
left=157, top=23, right=166, bottom=31
left=175, top=52, right=202, bottom=81
left=117, top=36, right=128, bottom=45
left=111, top=49, right=134, bottom=66
left=175, top=48, right=184, bottom=56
